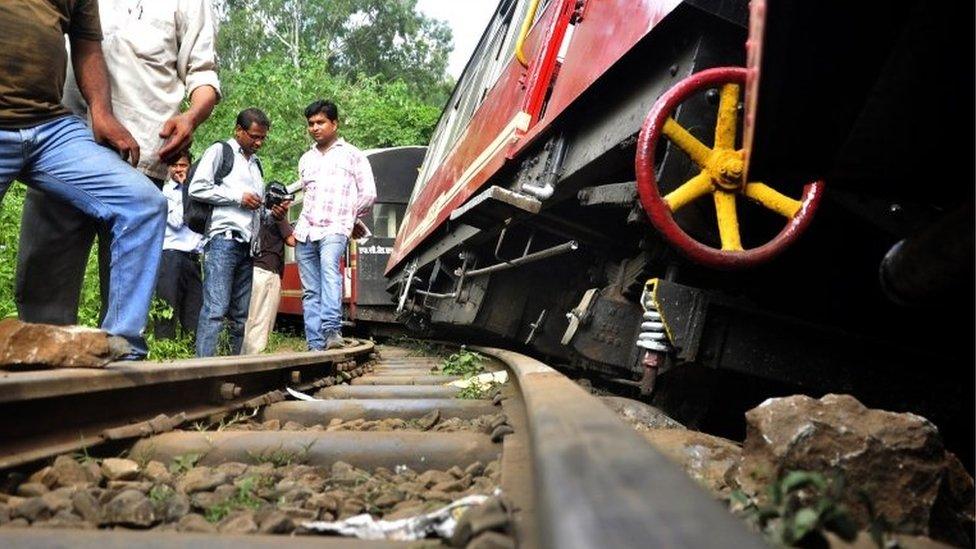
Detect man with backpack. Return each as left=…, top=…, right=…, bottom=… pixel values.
left=188, top=108, right=271, bottom=357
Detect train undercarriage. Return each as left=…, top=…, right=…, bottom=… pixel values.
left=389, top=1, right=973, bottom=460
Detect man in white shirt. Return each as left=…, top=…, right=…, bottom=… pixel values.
left=189, top=108, right=269, bottom=357
left=155, top=150, right=203, bottom=339
left=16, top=0, right=220, bottom=329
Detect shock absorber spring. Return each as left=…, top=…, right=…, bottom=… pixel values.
left=636, top=289, right=670, bottom=353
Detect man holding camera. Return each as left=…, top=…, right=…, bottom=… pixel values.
left=242, top=182, right=297, bottom=354
left=189, top=108, right=287, bottom=357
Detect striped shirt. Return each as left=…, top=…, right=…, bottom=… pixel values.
left=293, top=138, right=376, bottom=242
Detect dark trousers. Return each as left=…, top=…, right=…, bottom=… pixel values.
left=154, top=249, right=203, bottom=339
left=16, top=180, right=163, bottom=326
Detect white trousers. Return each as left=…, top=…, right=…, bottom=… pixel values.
left=242, top=267, right=281, bottom=354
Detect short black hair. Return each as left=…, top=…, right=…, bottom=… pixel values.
left=236, top=108, right=270, bottom=130
left=304, top=99, right=338, bottom=122
left=176, top=149, right=193, bottom=164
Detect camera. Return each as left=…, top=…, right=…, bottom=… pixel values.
left=264, top=181, right=294, bottom=209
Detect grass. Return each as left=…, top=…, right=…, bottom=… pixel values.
left=204, top=475, right=266, bottom=523
left=388, top=335, right=449, bottom=357
left=265, top=328, right=308, bottom=353
left=169, top=452, right=203, bottom=475
left=456, top=381, right=500, bottom=400
left=730, top=470, right=859, bottom=547
left=440, top=348, right=485, bottom=377
left=148, top=484, right=175, bottom=504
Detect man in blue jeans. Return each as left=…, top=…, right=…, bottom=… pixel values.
left=293, top=100, right=376, bottom=350
left=0, top=1, right=166, bottom=359
left=189, top=108, right=276, bottom=357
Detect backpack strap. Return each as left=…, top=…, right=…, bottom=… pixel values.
left=214, top=141, right=235, bottom=185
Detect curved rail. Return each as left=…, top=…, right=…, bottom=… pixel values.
left=474, top=346, right=765, bottom=549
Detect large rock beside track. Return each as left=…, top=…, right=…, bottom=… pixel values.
left=0, top=318, right=130, bottom=369
left=736, top=393, right=969, bottom=539
left=641, top=429, right=741, bottom=498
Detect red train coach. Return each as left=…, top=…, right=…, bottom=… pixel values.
left=385, top=0, right=973, bottom=455
left=278, top=146, right=426, bottom=328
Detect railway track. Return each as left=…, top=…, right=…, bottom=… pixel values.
left=0, top=341, right=763, bottom=548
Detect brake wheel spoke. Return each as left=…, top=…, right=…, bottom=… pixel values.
left=714, top=83, right=740, bottom=150
left=743, top=182, right=802, bottom=218
left=662, top=118, right=713, bottom=169
left=713, top=191, right=743, bottom=251
left=663, top=172, right=714, bottom=213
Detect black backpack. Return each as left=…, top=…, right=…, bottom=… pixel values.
left=182, top=142, right=264, bottom=234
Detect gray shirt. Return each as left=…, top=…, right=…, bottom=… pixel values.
left=62, top=0, right=221, bottom=180
left=188, top=139, right=264, bottom=245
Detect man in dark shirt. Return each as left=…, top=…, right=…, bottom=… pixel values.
left=242, top=186, right=296, bottom=354
left=0, top=1, right=166, bottom=359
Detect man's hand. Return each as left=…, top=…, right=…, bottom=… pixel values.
left=241, top=192, right=262, bottom=210
left=270, top=200, right=292, bottom=220
left=351, top=220, right=369, bottom=240
left=92, top=113, right=141, bottom=167
left=157, top=113, right=195, bottom=164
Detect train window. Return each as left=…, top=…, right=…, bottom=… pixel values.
left=410, top=0, right=531, bottom=202
left=372, top=203, right=407, bottom=238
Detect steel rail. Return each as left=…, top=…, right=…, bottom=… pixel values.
left=473, top=346, right=766, bottom=549
left=0, top=343, right=374, bottom=470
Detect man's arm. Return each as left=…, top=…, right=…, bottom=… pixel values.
left=158, top=0, right=222, bottom=163
left=69, top=38, right=140, bottom=167
left=157, top=85, right=218, bottom=163
left=276, top=218, right=297, bottom=247
left=188, top=144, right=245, bottom=206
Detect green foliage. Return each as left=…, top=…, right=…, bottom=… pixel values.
left=144, top=298, right=197, bottom=360
left=149, top=484, right=175, bottom=504
left=440, top=349, right=485, bottom=378
left=169, top=452, right=203, bottom=475
left=204, top=475, right=266, bottom=523
left=191, top=53, right=440, bottom=188
left=388, top=335, right=448, bottom=357
left=456, top=381, right=500, bottom=400
left=0, top=184, right=101, bottom=325
left=216, top=0, right=455, bottom=105
left=731, top=470, right=859, bottom=547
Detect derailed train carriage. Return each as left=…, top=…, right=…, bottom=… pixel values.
left=386, top=0, right=974, bottom=454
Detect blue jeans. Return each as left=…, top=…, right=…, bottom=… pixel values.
left=196, top=237, right=253, bottom=357
left=297, top=235, right=347, bottom=350
left=0, top=116, right=165, bottom=356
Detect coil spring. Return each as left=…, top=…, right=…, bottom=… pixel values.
left=636, top=292, right=670, bottom=353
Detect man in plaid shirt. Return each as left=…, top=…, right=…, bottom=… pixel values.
left=294, top=99, right=376, bottom=350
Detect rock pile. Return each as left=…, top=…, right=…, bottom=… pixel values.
left=0, top=455, right=501, bottom=535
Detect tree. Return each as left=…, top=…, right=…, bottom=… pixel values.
left=191, top=51, right=441, bottom=185
left=216, top=0, right=454, bottom=105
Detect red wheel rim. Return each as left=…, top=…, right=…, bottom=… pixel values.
left=635, top=67, right=824, bottom=270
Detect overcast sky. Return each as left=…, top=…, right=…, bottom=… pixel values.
left=416, top=0, right=499, bottom=78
